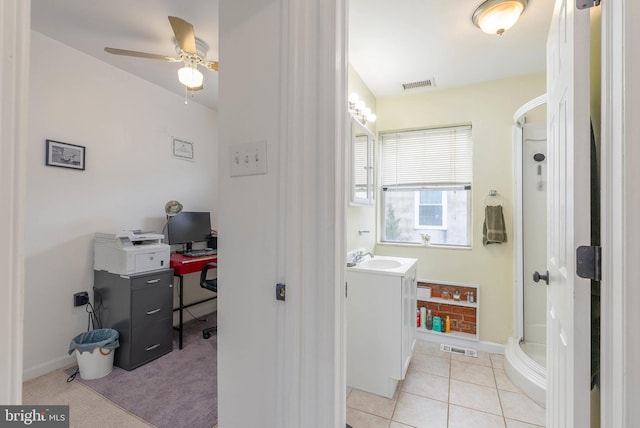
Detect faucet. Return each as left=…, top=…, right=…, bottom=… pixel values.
left=352, top=250, right=374, bottom=264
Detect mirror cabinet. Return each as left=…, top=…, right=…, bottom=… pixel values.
left=350, top=116, right=375, bottom=205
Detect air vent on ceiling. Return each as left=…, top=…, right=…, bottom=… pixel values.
left=402, top=78, right=436, bottom=90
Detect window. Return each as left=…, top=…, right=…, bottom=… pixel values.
left=415, top=190, right=446, bottom=229
left=380, top=125, right=472, bottom=247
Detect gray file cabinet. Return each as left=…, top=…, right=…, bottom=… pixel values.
left=94, top=269, right=173, bottom=370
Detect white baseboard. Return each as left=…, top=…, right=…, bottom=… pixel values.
left=23, top=304, right=217, bottom=383
left=416, top=329, right=504, bottom=354
left=23, top=354, right=76, bottom=382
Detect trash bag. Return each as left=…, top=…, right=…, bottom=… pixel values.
left=68, top=328, right=120, bottom=355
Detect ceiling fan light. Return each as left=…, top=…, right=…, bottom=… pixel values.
left=178, top=65, right=204, bottom=87
left=472, top=0, right=527, bottom=35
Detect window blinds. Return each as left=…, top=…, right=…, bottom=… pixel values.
left=380, top=125, right=472, bottom=187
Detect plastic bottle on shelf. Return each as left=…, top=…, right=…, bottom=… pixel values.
left=445, top=316, right=451, bottom=333
left=420, top=307, right=426, bottom=328
left=416, top=309, right=420, bottom=327
left=433, top=313, right=442, bottom=332
left=426, top=309, right=433, bottom=330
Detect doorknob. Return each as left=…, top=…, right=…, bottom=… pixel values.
left=533, top=270, right=549, bottom=285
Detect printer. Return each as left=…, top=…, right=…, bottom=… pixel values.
left=94, top=230, right=170, bottom=275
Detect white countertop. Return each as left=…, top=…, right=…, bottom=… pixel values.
left=347, top=255, right=417, bottom=277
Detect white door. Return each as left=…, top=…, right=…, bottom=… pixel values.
left=545, top=0, right=592, bottom=427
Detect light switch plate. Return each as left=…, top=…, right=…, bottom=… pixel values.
left=230, top=140, right=268, bottom=177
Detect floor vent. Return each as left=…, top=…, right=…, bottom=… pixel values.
left=440, top=344, right=478, bottom=358
left=401, top=78, right=435, bottom=90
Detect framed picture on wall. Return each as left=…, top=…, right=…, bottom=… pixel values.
left=172, top=138, right=194, bottom=160
left=45, top=139, right=86, bottom=170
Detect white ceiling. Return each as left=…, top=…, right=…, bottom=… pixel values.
left=350, top=0, right=554, bottom=98
left=31, top=0, right=219, bottom=109
left=30, top=0, right=553, bottom=110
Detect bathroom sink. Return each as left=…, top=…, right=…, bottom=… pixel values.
left=347, top=255, right=417, bottom=276
left=358, top=258, right=403, bottom=269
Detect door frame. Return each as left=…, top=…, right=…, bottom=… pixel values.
left=0, top=0, right=29, bottom=405
left=277, top=0, right=348, bottom=426
left=600, top=0, right=640, bottom=426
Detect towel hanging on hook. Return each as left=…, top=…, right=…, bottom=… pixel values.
left=482, top=190, right=507, bottom=245
left=482, top=190, right=504, bottom=207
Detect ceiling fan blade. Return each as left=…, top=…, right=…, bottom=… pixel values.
left=204, top=61, right=219, bottom=72
left=168, top=16, right=196, bottom=54
left=104, top=47, right=181, bottom=62
left=187, top=84, right=204, bottom=92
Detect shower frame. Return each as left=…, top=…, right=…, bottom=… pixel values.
left=507, top=93, right=547, bottom=407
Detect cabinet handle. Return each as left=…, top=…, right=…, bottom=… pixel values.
left=146, top=279, right=160, bottom=284
left=145, top=344, right=160, bottom=351
left=146, top=308, right=161, bottom=315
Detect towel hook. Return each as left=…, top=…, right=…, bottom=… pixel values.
left=483, top=190, right=504, bottom=206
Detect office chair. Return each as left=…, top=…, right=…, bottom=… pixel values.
left=199, top=262, right=218, bottom=339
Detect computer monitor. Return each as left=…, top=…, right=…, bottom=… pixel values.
left=167, top=211, right=212, bottom=252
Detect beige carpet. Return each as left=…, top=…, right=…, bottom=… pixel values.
left=23, top=367, right=153, bottom=428
left=23, top=367, right=219, bottom=428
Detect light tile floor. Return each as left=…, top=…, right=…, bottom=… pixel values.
left=346, top=339, right=546, bottom=428
left=23, top=339, right=544, bottom=427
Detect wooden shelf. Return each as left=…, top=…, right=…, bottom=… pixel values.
left=417, top=328, right=478, bottom=341
left=417, top=280, right=479, bottom=339
left=418, top=297, right=477, bottom=308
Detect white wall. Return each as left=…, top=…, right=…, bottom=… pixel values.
left=373, top=73, right=546, bottom=344
left=217, top=2, right=281, bottom=425
left=23, top=31, right=218, bottom=380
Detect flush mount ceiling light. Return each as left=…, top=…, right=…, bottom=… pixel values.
left=472, top=0, right=528, bottom=35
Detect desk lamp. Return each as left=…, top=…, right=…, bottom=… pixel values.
left=165, top=200, right=183, bottom=217
left=162, top=200, right=183, bottom=235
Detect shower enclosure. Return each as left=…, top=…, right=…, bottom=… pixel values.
left=505, top=94, right=547, bottom=407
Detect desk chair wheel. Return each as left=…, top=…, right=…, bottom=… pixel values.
left=202, top=325, right=216, bottom=339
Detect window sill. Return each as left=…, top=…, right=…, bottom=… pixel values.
left=376, top=242, right=473, bottom=251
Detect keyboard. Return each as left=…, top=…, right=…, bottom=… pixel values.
left=183, top=248, right=217, bottom=257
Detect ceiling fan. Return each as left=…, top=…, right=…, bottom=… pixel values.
left=104, top=16, right=218, bottom=91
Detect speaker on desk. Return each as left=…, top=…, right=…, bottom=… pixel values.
left=207, top=235, right=217, bottom=250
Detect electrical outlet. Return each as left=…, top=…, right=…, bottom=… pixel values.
left=74, top=291, right=89, bottom=307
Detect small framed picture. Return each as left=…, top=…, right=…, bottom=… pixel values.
left=45, top=140, right=86, bottom=170
left=173, top=138, right=194, bottom=160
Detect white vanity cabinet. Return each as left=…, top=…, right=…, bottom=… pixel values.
left=346, top=257, right=417, bottom=398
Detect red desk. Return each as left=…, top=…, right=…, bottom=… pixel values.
left=170, top=252, right=218, bottom=349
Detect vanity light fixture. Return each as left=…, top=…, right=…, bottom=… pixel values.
left=472, top=0, right=528, bottom=36
left=348, top=93, right=377, bottom=124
